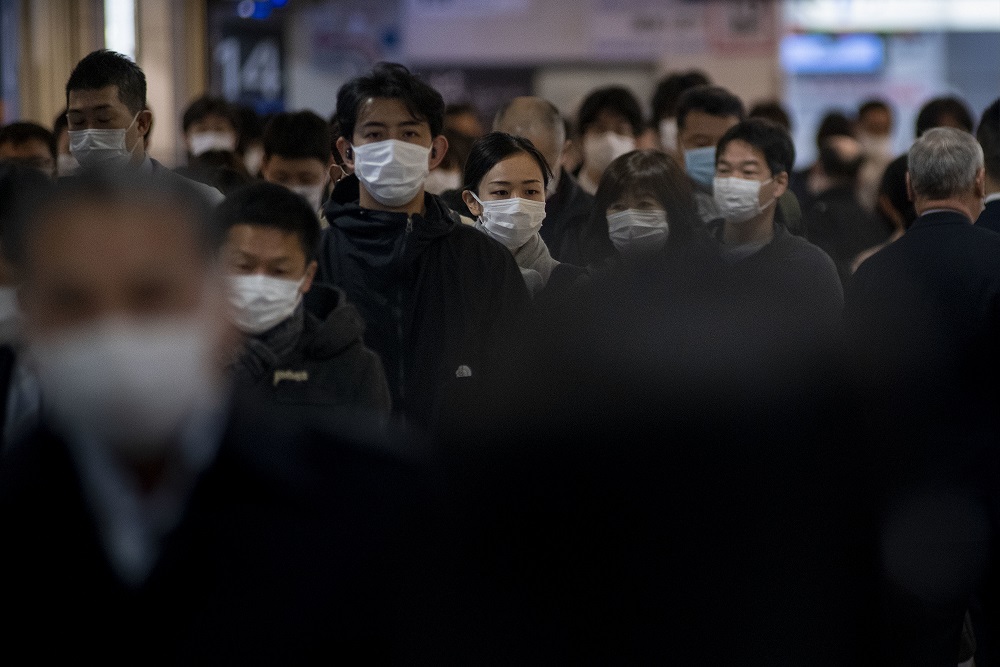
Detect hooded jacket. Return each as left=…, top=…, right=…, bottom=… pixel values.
left=234, top=284, right=390, bottom=418
left=317, top=176, right=530, bottom=435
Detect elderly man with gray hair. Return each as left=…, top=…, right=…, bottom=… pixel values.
left=845, top=127, right=997, bottom=666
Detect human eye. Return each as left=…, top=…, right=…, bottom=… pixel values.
left=490, top=190, right=509, bottom=198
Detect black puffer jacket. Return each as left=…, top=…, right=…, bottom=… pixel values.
left=234, top=284, right=390, bottom=420
left=316, top=176, right=530, bottom=436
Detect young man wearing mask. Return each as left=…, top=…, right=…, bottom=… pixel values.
left=855, top=99, right=896, bottom=212
left=64, top=49, right=223, bottom=205
left=0, top=169, right=429, bottom=661
left=712, top=119, right=842, bottom=336
left=218, top=182, right=390, bottom=414
left=322, top=62, right=529, bottom=437
left=575, top=86, right=644, bottom=196
left=260, top=110, right=335, bottom=214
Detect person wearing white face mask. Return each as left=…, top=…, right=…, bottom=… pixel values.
left=712, top=119, right=842, bottom=331
left=319, top=63, right=530, bottom=436
left=650, top=70, right=711, bottom=158
left=855, top=99, right=897, bottom=213
left=218, top=182, right=389, bottom=413
left=260, top=110, right=335, bottom=216
left=0, top=169, right=429, bottom=660
left=64, top=50, right=223, bottom=205
left=574, top=87, right=643, bottom=195
left=461, top=132, right=580, bottom=296
left=182, top=95, right=240, bottom=162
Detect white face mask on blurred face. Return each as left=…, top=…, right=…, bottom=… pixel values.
left=189, top=131, right=237, bottom=157
left=424, top=169, right=462, bottom=196
left=858, top=132, right=894, bottom=160
left=28, top=314, right=220, bottom=462
left=583, top=132, right=635, bottom=174
left=68, top=113, right=141, bottom=168
left=288, top=183, right=326, bottom=212
left=607, top=208, right=670, bottom=258
left=227, top=274, right=304, bottom=335
left=659, top=118, right=678, bottom=153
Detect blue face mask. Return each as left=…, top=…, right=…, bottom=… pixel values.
left=684, top=146, right=717, bottom=189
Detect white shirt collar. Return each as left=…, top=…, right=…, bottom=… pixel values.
left=985, top=192, right=1000, bottom=204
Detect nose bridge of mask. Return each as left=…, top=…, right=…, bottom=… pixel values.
left=473, top=193, right=545, bottom=226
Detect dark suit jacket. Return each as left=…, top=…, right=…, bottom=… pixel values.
left=0, top=391, right=435, bottom=664
left=976, top=198, right=1000, bottom=234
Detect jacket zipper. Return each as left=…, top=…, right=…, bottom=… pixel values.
left=395, top=216, right=413, bottom=408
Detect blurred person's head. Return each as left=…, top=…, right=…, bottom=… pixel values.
left=976, top=98, right=1000, bottom=193
left=877, top=155, right=917, bottom=232
left=425, top=127, right=473, bottom=195
left=493, top=96, right=567, bottom=198
left=816, top=135, right=864, bottom=188
left=907, top=127, right=985, bottom=220
left=333, top=62, right=448, bottom=214
left=915, top=96, right=974, bottom=138
left=714, top=119, right=793, bottom=243
left=215, top=182, right=319, bottom=335
left=10, top=168, right=232, bottom=471
left=182, top=95, right=239, bottom=159
left=651, top=70, right=711, bottom=152
left=676, top=85, right=745, bottom=189
left=815, top=111, right=855, bottom=147
left=65, top=50, right=151, bottom=168
left=586, top=149, right=699, bottom=264
left=0, top=122, right=56, bottom=177
left=233, top=104, right=265, bottom=176
left=748, top=101, right=792, bottom=132
left=577, top=87, right=644, bottom=185
left=445, top=102, right=484, bottom=138
left=856, top=99, right=895, bottom=160
left=461, top=132, right=550, bottom=251
left=261, top=110, right=333, bottom=211
left=0, top=162, right=50, bottom=285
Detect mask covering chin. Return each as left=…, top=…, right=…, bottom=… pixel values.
left=607, top=208, right=670, bottom=258
left=68, top=113, right=141, bottom=168
left=471, top=192, right=547, bottom=250
left=227, top=274, right=305, bottom=335
left=352, top=139, right=431, bottom=207
left=713, top=176, right=775, bottom=224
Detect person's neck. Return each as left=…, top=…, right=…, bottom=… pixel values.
left=583, top=163, right=603, bottom=189
left=915, top=195, right=980, bottom=221
left=986, top=174, right=1000, bottom=197
left=359, top=188, right=426, bottom=217
left=724, top=210, right=775, bottom=245
left=130, top=149, right=147, bottom=168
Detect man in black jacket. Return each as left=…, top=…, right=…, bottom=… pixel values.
left=845, top=127, right=998, bottom=666
left=0, top=169, right=432, bottom=662
left=975, top=98, right=1000, bottom=233
left=320, top=63, right=530, bottom=436
left=217, top=182, right=390, bottom=417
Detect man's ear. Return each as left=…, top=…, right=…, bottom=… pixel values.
left=301, top=260, right=318, bottom=294
left=975, top=167, right=987, bottom=199
left=336, top=137, right=355, bottom=170
left=772, top=170, right=789, bottom=199
left=136, top=108, right=153, bottom=138
left=462, top=189, right=483, bottom=216
left=429, top=134, right=449, bottom=171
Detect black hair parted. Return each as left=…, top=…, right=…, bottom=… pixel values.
left=214, top=181, right=321, bottom=260
left=183, top=95, right=239, bottom=134
left=462, top=131, right=551, bottom=194
left=675, top=85, right=746, bottom=132
left=977, top=98, right=1000, bottom=181
left=263, top=110, right=331, bottom=164
left=577, top=86, right=644, bottom=137
left=334, top=62, right=445, bottom=142
left=66, top=50, right=147, bottom=115
left=0, top=122, right=56, bottom=159
left=716, top=118, right=796, bottom=178
left=916, top=96, right=974, bottom=137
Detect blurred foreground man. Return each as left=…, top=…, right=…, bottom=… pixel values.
left=0, top=170, right=429, bottom=663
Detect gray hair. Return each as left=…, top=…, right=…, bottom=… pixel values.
left=908, top=127, right=984, bottom=200
left=493, top=97, right=566, bottom=148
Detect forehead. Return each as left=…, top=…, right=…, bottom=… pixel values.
left=356, top=98, right=427, bottom=128
left=226, top=223, right=305, bottom=259
left=67, top=85, right=126, bottom=111
left=483, top=152, right=544, bottom=182
left=0, top=138, right=51, bottom=158
left=265, top=154, right=326, bottom=172
left=682, top=111, right=740, bottom=135
left=719, top=139, right=767, bottom=166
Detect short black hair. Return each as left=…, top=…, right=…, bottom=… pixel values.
left=0, top=122, right=56, bottom=159
left=182, top=95, right=238, bottom=134
left=334, top=62, right=445, bottom=142
left=651, top=71, right=711, bottom=122
left=263, top=110, right=331, bottom=163
left=578, top=87, right=644, bottom=138
left=7, top=167, right=220, bottom=267
left=858, top=99, right=892, bottom=121
left=65, top=50, right=146, bottom=115
left=676, top=85, right=745, bottom=132
left=748, top=101, right=791, bottom=132
left=976, top=98, right=1000, bottom=181
left=815, top=111, right=855, bottom=147
left=915, top=96, right=974, bottom=137
left=214, top=181, right=320, bottom=260
left=462, top=131, right=551, bottom=194
left=716, top=119, right=796, bottom=177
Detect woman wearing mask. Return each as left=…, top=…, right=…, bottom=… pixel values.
left=574, top=87, right=644, bottom=195
left=461, top=132, right=579, bottom=296
left=580, top=149, right=712, bottom=273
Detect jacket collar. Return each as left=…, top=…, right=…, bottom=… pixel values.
left=910, top=208, right=973, bottom=229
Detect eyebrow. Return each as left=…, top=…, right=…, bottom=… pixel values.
left=487, top=178, right=543, bottom=185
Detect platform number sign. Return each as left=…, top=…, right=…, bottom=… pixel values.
left=213, top=23, right=285, bottom=114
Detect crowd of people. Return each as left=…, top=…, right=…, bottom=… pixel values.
left=0, top=47, right=998, bottom=664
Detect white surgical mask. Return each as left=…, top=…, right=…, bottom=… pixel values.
left=28, top=315, right=219, bottom=462
left=56, top=153, right=80, bottom=177
left=607, top=209, right=670, bottom=258
left=227, top=274, right=304, bottom=335
left=659, top=118, right=679, bottom=153
left=713, top=176, right=775, bottom=224
left=288, top=183, right=327, bottom=212
left=471, top=192, right=546, bottom=250
left=858, top=133, right=894, bottom=161
left=243, top=145, right=264, bottom=177
left=189, top=131, right=237, bottom=157
left=424, top=169, right=462, bottom=196
left=68, top=113, right=141, bottom=168
left=583, top=132, right=635, bottom=174
left=352, top=139, right=431, bottom=207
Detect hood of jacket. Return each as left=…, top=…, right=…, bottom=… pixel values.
left=300, top=283, right=368, bottom=360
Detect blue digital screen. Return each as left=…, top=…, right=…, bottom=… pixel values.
left=780, top=33, right=886, bottom=75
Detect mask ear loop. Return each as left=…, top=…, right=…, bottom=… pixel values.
left=124, top=112, right=142, bottom=155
